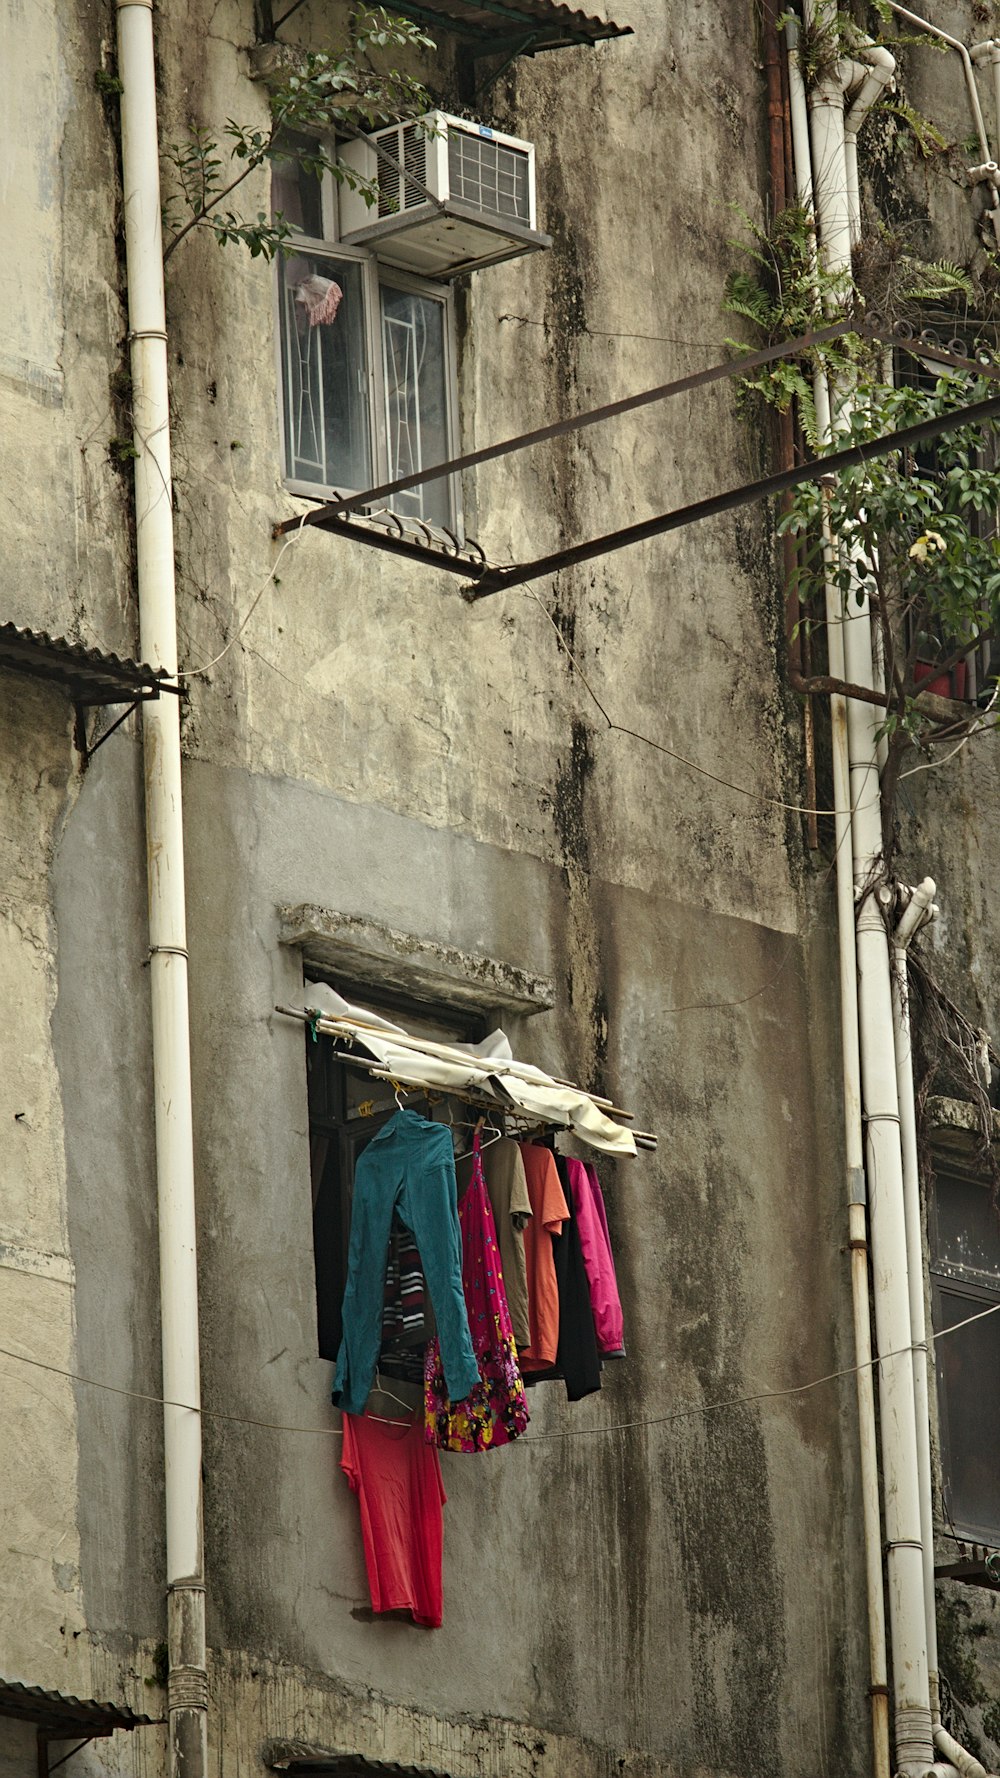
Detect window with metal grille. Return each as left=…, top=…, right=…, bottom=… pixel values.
left=929, top=1166, right=1000, bottom=1543
left=272, top=144, right=460, bottom=530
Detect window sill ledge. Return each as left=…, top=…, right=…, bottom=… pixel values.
left=278, top=903, right=555, bottom=1020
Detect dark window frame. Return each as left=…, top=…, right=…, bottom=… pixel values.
left=928, top=1160, right=1000, bottom=1545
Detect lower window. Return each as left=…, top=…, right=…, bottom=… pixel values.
left=306, top=987, right=480, bottom=1362
left=930, top=1166, right=1000, bottom=1543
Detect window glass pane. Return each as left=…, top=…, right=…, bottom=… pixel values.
left=935, top=1282, right=1000, bottom=1541
left=379, top=284, right=451, bottom=528
left=934, top=1174, right=1000, bottom=1279
left=271, top=134, right=324, bottom=239
left=279, top=252, right=372, bottom=492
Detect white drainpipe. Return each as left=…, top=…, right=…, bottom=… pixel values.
left=802, top=9, right=940, bottom=1773
left=116, top=5, right=208, bottom=1776
left=971, top=40, right=1000, bottom=177
left=786, top=19, right=889, bottom=1777
left=884, top=3, right=1000, bottom=243
left=799, top=13, right=1000, bottom=1775
left=893, top=881, right=941, bottom=1728
left=844, top=47, right=896, bottom=243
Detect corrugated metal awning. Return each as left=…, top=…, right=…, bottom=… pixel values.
left=388, top=0, right=632, bottom=55
left=0, top=1677, right=157, bottom=1739
left=265, top=1742, right=452, bottom=1774
left=0, top=622, right=178, bottom=706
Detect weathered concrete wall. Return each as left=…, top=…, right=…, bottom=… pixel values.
left=0, top=0, right=882, bottom=1774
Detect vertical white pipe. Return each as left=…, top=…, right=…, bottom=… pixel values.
left=116, top=4, right=208, bottom=1775
left=786, top=27, right=890, bottom=1777
left=844, top=51, right=896, bottom=246
left=893, top=883, right=940, bottom=1724
left=826, top=513, right=892, bottom=1778
left=806, top=23, right=934, bottom=1773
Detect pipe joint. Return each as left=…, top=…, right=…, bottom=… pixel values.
left=167, top=1665, right=209, bottom=1713
left=895, top=1700, right=936, bottom=1773
left=934, top=1723, right=995, bottom=1777
left=895, top=877, right=938, bottom=947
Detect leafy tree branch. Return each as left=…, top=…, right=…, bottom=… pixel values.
left=161, top=6, right=435, bottom=263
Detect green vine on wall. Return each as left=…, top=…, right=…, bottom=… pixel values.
left=725, top=204, right=1000, bottom=847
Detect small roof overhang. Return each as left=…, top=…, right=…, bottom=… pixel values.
left=265, top=1743, right=452, bottom=1775
left=388, top=0, right=632, bottom=58
left=0, top=622, right=178, bottom=706
left=0, top=1677, right=158, bottom=1740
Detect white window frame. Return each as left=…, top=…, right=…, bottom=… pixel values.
left=274, top=158, right=462, bottom=533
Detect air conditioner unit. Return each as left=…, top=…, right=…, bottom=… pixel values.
left=338, top=111, right=551, bottom=278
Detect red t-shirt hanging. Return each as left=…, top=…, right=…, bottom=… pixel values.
left=340, top=1412, right=447, bottom=1627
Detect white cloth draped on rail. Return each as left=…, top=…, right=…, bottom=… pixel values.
left=297, top=984, right=637, bottom=1158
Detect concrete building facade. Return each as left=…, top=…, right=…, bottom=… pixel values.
left=4, top=1, right=1000, bottom=1775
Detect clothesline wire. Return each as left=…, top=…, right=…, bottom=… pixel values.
left=497, top=313, right=727, bottom=351
left=178, top=511, right=310, bottom=680
left=2, top=1298, right=996, bottom=1445
left=525, top=578, right=891, bottom=822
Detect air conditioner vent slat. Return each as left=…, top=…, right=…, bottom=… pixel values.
left=447, top=128, right=531, bottom=225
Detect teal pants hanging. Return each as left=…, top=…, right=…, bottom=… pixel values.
left=333, top=1109, right=479, bottom=1416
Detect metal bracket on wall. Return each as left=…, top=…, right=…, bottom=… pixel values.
left=73, top=698, right=142, bottom=768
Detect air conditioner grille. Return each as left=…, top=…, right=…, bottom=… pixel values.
left=447, top=128, right=530, bottom=223
left=377, top=122, right=427, bottom=218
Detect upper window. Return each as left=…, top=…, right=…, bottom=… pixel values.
left=930, top=1166, right=1000, bottom=1543
left=273, top=142, right=459, bottom=530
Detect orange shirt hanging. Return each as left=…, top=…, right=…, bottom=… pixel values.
left=517, top=1144, right=569, bottom=1368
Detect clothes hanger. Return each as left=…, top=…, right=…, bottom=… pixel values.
left=367, top=1369, right=418, bottom=1421
left=475, top=1112, right=503, bottom=1151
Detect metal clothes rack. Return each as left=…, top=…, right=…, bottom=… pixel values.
left=276, top=1004, right=658, bottom=1150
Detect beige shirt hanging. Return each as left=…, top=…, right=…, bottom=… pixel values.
left=457, top=1136, right=532, bottom=1351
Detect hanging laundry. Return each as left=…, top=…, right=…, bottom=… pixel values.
left=517, top=1143, right=569, bottom=1370
left=550, top=1155, right=602, bottom=1401
left=562, top=1158, right=626, bottom=1359
left=381, top=1218, right=431, bottom=1347
left=456, top=1135, right=532, bottom=1351
left=340, top=1411, right=446, bottom=1627
left=379, top=1219, right=434, bottom=1384
left=424, top=1131, right=529, bottom=1452
left=295, top=272, right=343, bottom=326
left=333, top=1109, right=479, bottom=1417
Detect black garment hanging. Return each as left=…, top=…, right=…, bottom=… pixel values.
left=553, top=1154, right=602, bottom=1400
left=521, top=1147, right=602, bottom=1401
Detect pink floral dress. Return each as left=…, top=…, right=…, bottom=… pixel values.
left=424, top=1133, right=530, bottom=1452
